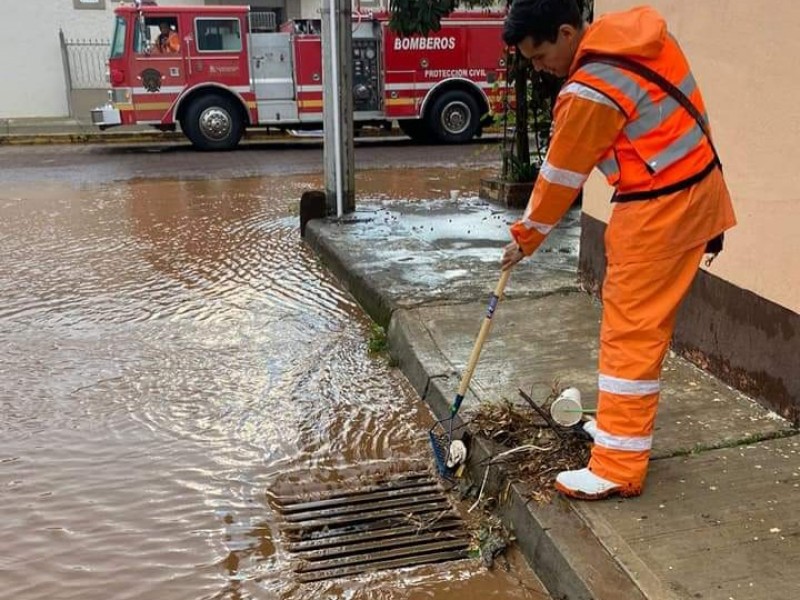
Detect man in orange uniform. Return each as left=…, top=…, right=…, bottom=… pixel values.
left=156, top=22, right=181, bottom=54
left=501, top=0, right=736, bottom=499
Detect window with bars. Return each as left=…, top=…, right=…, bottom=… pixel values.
left=73, top=0, right=106, bottom=9
left=250, top=10, right=279, bottom=32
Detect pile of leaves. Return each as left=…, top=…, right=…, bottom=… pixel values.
left=469, top=386, right=591, bottom=504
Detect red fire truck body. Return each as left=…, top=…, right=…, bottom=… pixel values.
left=92, top=2, right=508, bottom=150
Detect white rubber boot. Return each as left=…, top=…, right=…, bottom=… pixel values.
left=555, top=467, right=640, bottom=500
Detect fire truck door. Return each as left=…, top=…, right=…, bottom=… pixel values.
left=131, top=14, right=187, bottom=121
left=251, top=33, right=297, bottom=121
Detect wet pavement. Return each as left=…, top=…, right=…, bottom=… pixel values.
left=0, top=144, right=549, bottom=599
left=307, top=197, right=580, bottom=329
left=0, top=139, right=498, bottom=185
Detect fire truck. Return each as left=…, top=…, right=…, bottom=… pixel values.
left=91, top=2, right=509, bottom=150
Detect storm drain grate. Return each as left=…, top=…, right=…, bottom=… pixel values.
left=274, top=471, right=471, bottom=583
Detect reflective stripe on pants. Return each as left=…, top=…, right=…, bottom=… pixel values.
left=589, top=243, right=707, bottom=487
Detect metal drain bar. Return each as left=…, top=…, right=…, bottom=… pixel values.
left=275, top=471, right=471, bottom=583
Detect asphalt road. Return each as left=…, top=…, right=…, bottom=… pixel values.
left=0, top=137, right=502, bottom=184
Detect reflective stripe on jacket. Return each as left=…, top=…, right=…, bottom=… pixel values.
left=571, top=34, right=716, bottom=196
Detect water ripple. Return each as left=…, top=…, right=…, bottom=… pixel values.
left=0, top=173, right=539, bottom=600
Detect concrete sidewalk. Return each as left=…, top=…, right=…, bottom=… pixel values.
left=0, top=117, right=179, bottom=145
left=304, top=197, right=799, bottom=600
left=0, top=117, right=363, bottom=146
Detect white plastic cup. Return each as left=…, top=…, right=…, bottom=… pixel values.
left=550, top=387, right=583, bottom=427
left=449, top=190, right=459, bottom=201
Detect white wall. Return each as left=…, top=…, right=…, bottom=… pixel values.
left=587, top=0, right=800, bottom=313
left=0, top=0, right=202, bottom=119
left=299, top=0, right=321, bottom=19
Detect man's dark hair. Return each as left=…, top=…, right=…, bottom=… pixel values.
left=503, top=0, right=583, bottom=47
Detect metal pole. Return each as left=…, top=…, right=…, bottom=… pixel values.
left=322, top=0, right=355, bottom=217
left=328, top=0, right=344, bottom=218
left=58, top=29, right=75, bottom=118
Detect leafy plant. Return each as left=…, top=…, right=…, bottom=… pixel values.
left=367, top=322, right=388, bottom=355
left=387, top=0, right=594, bottom=185
left=388, top=0, right=496, bottom=37
left=498, top=60, right=555, bottom=183
left=505, top=151, right=540, bottom=183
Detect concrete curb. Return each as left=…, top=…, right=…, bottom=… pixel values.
left=0, top=128, right=505, bottom=147
left=0, top=131, right=340, bottom=147
left=0, top=131, right=185, bottom=146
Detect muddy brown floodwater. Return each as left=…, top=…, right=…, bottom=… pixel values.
left=0, top=165, right=549, bottom=599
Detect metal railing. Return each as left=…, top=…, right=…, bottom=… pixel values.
left=250, top=10, right=278, bottom=32
left=59, top=29, right=110, bottom=90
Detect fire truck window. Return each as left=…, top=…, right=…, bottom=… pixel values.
left=196, top=19, right=242, bottom=53
left=110, top=15, right=127, bottom=59
left=133, top=17, right=179, bottom=55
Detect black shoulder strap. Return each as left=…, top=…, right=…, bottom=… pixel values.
left=578, top=54, right=725, bottom=258
left=578, top=53, right=721, bottom=168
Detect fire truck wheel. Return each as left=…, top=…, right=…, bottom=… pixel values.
left=428, top=90, right=481, bottom=144
left=183, top=94, right=244, bottom=151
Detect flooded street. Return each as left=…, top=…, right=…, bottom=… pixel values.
left=0, top=145, right=547, bottom=599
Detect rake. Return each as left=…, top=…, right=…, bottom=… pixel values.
left=429, top=268, right=512, bottom=477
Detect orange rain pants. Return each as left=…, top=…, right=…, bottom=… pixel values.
left=588, top=242, right=707, bottom=492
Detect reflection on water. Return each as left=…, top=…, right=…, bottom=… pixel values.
left=0, top=169, right=545, bottom=599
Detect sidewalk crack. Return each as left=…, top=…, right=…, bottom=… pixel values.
left=654, top=428, right=799, bottom=460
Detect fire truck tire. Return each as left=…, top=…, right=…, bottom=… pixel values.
left=182, top=94, right=244, bottom=151
left=427, top=90, right=481, bottom=144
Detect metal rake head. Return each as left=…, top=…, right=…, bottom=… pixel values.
left=428, top=426, right=452, bottom=478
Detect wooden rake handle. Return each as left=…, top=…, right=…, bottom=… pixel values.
left=453, top=268, right=512, bottom=408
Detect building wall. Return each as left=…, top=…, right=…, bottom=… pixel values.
left=300, top=0, right=321, bottom=20
left=582, top=0, right=800, bottom=420
left=586, top=0, right=800, bottom=312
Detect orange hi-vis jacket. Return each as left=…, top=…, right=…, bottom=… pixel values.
left=158, top=31, right=181, bottom=54
left=510, top=6, right=736, bottom=264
